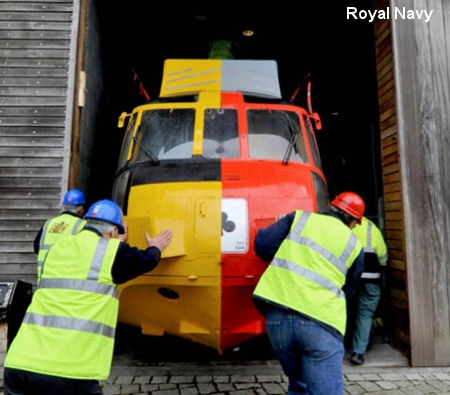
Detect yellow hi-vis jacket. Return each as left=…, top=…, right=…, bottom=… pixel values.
left=5, top=230, right=120, bottom=380
left=253, top=210, right=363, bottom=335
left=352, top=216, right=388, bottom=280
left=37, top=213, right=86, bottom=283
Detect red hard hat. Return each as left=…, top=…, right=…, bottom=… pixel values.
left=330, top=192, right=365, bottom=223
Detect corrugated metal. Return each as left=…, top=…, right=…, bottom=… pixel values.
left=0, top=0, right=76, bottom=285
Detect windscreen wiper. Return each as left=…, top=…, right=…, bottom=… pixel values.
left=281, top=115, right=299, bottom=166
left=282, top=131, right=297, bottom=165
left=133, top=136, right=160, bottom=166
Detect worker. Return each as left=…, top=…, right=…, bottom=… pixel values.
left=34, top=188, right=87, bottom=283
left=3, top=199, right=172, bottom=395
left=252, top=192, right=366, bottom=395
left=348, top=216, right=388, bottom=366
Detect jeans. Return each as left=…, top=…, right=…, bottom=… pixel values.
left=350, top=282, right=381, bottom=355
left=4, top=367, right=103, bottom=395
left=265, top=306, right=344, bottom=395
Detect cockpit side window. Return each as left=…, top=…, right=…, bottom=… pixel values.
left=303, top=116, right=323, bottom=170
left=247, top=110, right=308, bottom=163
left=203, top=109, right=239, bottom=158
left=133, top=109, right=195, bottom=162
left=117, top=113, right=137, bottom=170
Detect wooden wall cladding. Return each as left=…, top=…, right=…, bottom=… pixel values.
left=0, top=0, right=74, bottom=285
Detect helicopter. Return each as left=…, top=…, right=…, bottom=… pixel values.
left=111, top=58, right=328, bottom=352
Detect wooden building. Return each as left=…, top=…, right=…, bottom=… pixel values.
left=0, top=0, right=449, bottom=366
left=0, top=0, right=78, bottom=284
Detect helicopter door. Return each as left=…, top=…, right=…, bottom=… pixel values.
left=194, top=196, right=221, bottom=253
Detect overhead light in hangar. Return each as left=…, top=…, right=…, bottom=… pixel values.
left=242, top=29, right=254, bottom=37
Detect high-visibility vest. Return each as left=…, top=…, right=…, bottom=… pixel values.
left=37, top=213, right=86, bottom=283
left=253, top=210, right=363, bottom=335
left=5, top=230, right=120, bottom=380
left=352, top=216, right=387, bottom=280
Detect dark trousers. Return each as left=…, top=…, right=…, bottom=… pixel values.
left=4, top=367, right=103, bottom=395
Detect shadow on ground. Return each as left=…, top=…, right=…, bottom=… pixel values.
left=113, top=324, right=276, bottom=366
left=113, top=323, right=408, bottom=368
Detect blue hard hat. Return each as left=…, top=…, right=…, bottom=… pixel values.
left=63, top=189, right=85, bottom=205
left=84, top=199, right=124, bottom=233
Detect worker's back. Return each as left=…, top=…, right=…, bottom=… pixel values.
left=254, top=210, right=363, bottom=335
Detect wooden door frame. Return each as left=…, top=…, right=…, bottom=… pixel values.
left=390, top=0, right=450, bottom=366
left=67, top=0, right=87, bottom=190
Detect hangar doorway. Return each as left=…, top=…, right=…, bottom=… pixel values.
left=76, top=2, right=384, bottom=213
left=72, top=2, right=407, bottom=366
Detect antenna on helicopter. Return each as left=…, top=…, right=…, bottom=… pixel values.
left=307, top=79, right=322, bottom=131
left=132, top=68, right=151, bottom=102
left=289, top=72, right=311, bottom=104
left=290, top=73, right=322, bottom=131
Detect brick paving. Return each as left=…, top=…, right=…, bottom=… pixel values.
left=2, top=333, right=450, bottom=395
left=2, top=364, right=450, bottom=394
left=92, top=365, right=450, bottom=394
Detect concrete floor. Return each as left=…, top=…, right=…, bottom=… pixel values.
left=343, top=334, right=409, bottom=368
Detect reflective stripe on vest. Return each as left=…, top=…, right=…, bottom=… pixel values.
left=363, top=221, right=376, bottom=253
left=88, top=238, right=109, bottom=278
left=37, top=219, right=52, bottom=269
left=23, top=312, right=115, bottom=338
left=38, top=278, right=118, bottom=298
left=361, top=272, right=381, bottom=279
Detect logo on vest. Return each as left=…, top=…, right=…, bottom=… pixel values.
left=49, top=222, right=69, bottom=234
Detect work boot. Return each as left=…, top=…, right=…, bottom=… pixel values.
left=350, top=352, right=365, bottom=365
